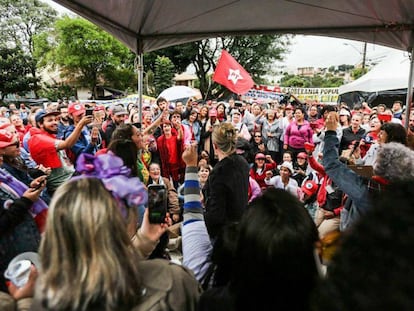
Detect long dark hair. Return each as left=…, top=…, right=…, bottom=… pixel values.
left=108, top=139, right=138, bottom=177
left=230, top=188, right=319, bottom=311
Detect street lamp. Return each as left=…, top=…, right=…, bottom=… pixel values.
left=343, top=42, right=367, bottom=69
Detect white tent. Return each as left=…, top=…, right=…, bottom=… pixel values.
left=339, top=51, right=411, bottom=94
left=338, top=51, right=413, bottom=107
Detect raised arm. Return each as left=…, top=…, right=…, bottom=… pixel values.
left=181, top=142, right=213, bottom=281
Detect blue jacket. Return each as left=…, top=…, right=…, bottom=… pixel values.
left=322, top=130, right=372, bottom=230
left=63, top=125, right=100, bottom=164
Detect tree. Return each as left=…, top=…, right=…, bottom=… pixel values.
left=147, top=35, right=290, bottom=99
left=0, top=0, right=57, bottom=95
left=45, top=17, right=135, bottom=98
left=0, top=46, right=38, bottom=100
left=280, top=75, right=310, bottom=87
left=154, top=56, right=175, bottom=95
left=193, top=35, right=290, bottom=99
left=279, top=73, right=344, bottom=88
left=351, top=67, right=368, bottom=80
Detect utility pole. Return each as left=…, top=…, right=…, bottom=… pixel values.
left=362, top=42, right=367, bottom=69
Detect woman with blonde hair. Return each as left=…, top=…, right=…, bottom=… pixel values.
left=204, top=122, right=250, bottom=240
left=31, top=154, right=201, bottom=311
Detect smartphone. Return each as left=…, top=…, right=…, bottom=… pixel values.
left=32, top=179, right=46, bottom=191
left=147, top=184, right=167, bottom=223
left=85, top=109, right=94, bottom=116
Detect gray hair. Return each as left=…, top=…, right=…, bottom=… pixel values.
left=374, top=142, right=414, bottom=182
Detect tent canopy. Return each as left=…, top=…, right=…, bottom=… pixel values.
left=339, top=51, right=411, bottom=94
left=52, top=0, right=414, bottom=53
left=338, top=50, right=414, bottom=107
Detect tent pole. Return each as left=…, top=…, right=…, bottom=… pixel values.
left=136, top=40, right=144, bottom=124
left=404, top=47, right=414, bottom=129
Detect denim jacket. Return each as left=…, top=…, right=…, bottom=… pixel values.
left=322, top=130, right=372, bottom=231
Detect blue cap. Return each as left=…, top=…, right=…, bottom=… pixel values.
left=35, top=110, right=60, bottom=123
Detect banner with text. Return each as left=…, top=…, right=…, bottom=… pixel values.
left=243, top=85, right=339, bottom=104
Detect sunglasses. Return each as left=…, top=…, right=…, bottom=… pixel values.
left=254, top=135, right=262, bottom=138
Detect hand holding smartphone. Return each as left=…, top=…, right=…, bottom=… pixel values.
left=147, top=184, right=167, bottom=224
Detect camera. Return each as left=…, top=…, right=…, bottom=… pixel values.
left=234, top=100, right=243, bottom=107
left=147, top=184, right=167, bottom=223
left=85, top=109, right=94, bottom=116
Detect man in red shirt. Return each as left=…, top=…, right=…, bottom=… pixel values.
left=28, top=109, right=92, bottom=195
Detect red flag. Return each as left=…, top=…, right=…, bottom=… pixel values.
left=213, top=50, right=254, bottom=95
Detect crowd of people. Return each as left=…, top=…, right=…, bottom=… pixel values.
left=2, top=95, right=414, bottom=310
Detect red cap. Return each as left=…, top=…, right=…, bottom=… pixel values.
left=301, top=180, right=318, bottom=196
left=68, top=102, right=86, bottom=116
left=0, top=129, right=16, bottom=148
left=94, top=105, right=105, bottom=112
left=297, top=152, right=307, bottom=159
left=255, top=153, right=266, bottom=160
left=209, top=108, right=217, bottom=117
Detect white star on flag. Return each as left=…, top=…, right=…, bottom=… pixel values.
left=228, top=69, right=243, bottom=84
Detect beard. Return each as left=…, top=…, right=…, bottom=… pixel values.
left=43, top=126, right=58, bottom=135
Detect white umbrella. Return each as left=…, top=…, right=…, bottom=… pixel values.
left=158, top=86, right=200, bottom=101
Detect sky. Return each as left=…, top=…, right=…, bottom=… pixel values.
left=43, top=0, right=401, bottom=70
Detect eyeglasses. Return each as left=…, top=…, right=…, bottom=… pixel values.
left=256, top=158, right=265, bottom=161
left=254, top=135, right=262, bottom=138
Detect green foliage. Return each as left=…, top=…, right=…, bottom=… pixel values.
left=151, top=35, right=290, bottom=99
left=338, top=64, right=354, bottom=72
left=145, top=43, right=196, bottom=73
left=37, top=82, right=76, bottom=101
left=0, top=0, right=57, bottom=97
left=0, top=46, right=38, bottom=99
left=104, top=68, right=137, bottom=92
left=154, top=56, right=175, bottom=95
left=49, top=17, right=135, bottom=97
left=351, top=67, right=368, bottom=80
left=280, top=73, right=344, bottom=88
left=0, top=0, right=57, bottom=52
left=280, top=75, right=310, bottom=87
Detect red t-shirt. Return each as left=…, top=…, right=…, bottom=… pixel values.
left=28, top=128, right=62, bottom=168
left=165, top=136, right=178, bottom=164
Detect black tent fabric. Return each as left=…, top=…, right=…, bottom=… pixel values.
left=338, top=89, right=414, bottom=108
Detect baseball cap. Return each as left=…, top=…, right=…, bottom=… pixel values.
left=93, top=105, right=105, bottom=112
left=255, top=152, right=266, bottom=160
left=339, top=108, right=351, bottom=116
left=301, top=180, right=318, bottom=196
left=209, top=108, right=217, bottom=117
left=297, top=152, right=307, bottom=159
left=68, top=102, right=86, bottom=116
left=0, top=129, right=16, bottom=148
left=111, top=105, right=128, bottom=116
left=231, top=109, right=241, bottom=116
left=35, top=110, right=61, bottom=123
left=278, top=161, right=294, bottom=174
